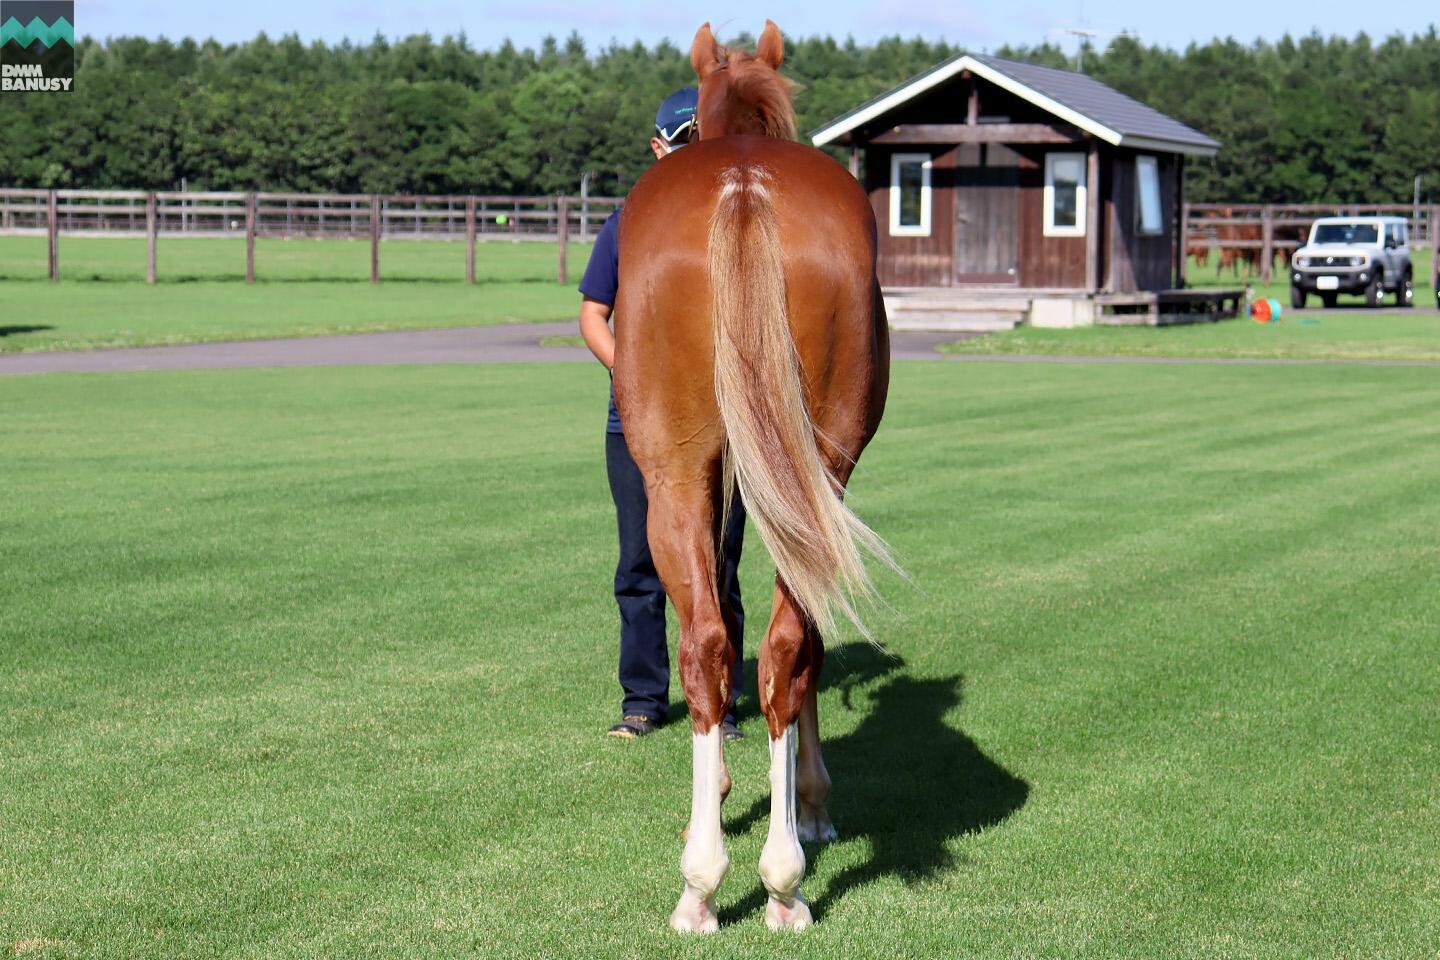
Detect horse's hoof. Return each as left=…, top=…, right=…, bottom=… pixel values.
left=670, top=891, right=719, bottom=934
left=797, top=810, right=837, bottom=844
left=765, top=893, right=813, bottom=931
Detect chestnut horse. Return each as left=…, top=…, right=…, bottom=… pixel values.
left=613, top=21, right=894, bottom=932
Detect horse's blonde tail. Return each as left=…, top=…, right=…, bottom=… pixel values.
left=709, top=165, right=892, bottom=641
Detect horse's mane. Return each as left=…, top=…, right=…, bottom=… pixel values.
left=718, top=47, right=800, bottom=140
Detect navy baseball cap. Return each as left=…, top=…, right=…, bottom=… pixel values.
left=656, top=88, right=698, bottom=144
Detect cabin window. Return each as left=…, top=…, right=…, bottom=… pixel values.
left=889, top=153, right=932, bottom=237
left=1043, top=152, right=1086, bottom=237
left=1135, top=155, right=1163, bottom=236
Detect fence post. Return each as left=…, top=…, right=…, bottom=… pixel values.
left=245, top=192, right=257, bottom=284
left=370, top=195, right=381, bottom=284
left=1260, top=204, right=1273, bottom=284
left=47, top=189, right=58, bottom=282
left=465, top=196, right=476, bottom=285
left=146, top=192, right=157, bottom=284
left=557, top=195, right=570, bottom=285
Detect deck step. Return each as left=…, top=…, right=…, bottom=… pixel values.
left=886, top=296, right=1036, bottom=312
left=886, top=310, right=1022, bottom=332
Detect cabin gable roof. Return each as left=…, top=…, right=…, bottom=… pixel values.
left=811, top=53, right=1220, bottom=156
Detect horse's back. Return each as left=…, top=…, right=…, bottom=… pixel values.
left=622, top=137, right=874, bottom=298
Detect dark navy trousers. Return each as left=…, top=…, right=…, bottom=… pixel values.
left=605, top=430, right=745, bottom=724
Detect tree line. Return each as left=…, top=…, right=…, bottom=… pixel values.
left=2, top=27, right=1437, bottom=203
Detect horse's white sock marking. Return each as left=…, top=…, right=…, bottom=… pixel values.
left=759, top=722, right=812, bottom=931
left=671, top=726, right=728, bottom=934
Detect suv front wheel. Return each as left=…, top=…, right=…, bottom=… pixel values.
left=1291, top=285, right=1306, bottom=309
left=1365, top=269, right=1385, bottom=308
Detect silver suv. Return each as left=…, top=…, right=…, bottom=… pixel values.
left=1289, top=216, right=1414, bottom=308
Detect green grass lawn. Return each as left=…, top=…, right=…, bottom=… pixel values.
left=3, top=361, right=1437, bottom=958
left=944, top=311, right=1440, bottom=361
left=0, top=236, right=594, bottom=353
left=943, top=252, right=1440, bottom=362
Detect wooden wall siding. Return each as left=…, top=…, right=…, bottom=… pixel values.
left=857, top=80, right=1065, bottom=145
left=876, top=83, right=969, bottom=128
left=964, top=84, right=1058, bottom=126
left=869, top=144, right=957, bottom=287
left=1014, top=146, right=1086, bottom=288
left=1106, top=150, right=1176, bottom=292
left=855, top=74, right=1187, bottom=292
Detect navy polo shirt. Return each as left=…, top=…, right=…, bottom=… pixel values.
left=578, top=211, right=624, bottom=434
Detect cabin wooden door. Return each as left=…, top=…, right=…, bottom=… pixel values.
left=954, top=144, right=1020, bottom=284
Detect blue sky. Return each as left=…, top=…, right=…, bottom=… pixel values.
left=79, top=1, right=1435, bottom=55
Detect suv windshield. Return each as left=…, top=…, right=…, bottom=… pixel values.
left=1313, top=223, right=1378, bottom=244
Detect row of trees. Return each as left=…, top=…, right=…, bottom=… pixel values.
left=2, top=28, right=1437, bottom=203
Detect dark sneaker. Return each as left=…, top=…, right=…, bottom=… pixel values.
left=721, top=720, right=744, bottom=742
left=608, top=715, right=659, bottom=739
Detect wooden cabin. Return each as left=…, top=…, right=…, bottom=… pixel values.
left=811, top=55, right=1240, bottom=327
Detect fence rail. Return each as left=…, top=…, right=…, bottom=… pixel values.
left=1182, top=202, right=1438, bottom=287
left=7, top=190, right=1436, bottom=293
left=0, top=188, right=624, bottom=283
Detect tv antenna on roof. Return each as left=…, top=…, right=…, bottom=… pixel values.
left=1050, top=27, right=1133, bottom=72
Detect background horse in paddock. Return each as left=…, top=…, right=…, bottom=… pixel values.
left=613, top=20, right=895, bottom=933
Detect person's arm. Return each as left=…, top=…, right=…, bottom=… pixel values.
left=578, top=297, right=615, bottom=371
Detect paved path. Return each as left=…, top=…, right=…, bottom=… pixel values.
left=1, top=323, right=1436, bottom=375
left=0, top=325, right=976, bottom=375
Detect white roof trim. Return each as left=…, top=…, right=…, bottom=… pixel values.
left=1120, top=134, right=1219, bottom=158
left=962, top=57, right=1122, bottom=146
left=811, top=55, right=971, bottom=147
left=811, top=55, right=1216, bottom=155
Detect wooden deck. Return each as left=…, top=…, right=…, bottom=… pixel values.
left=1094, top=289, right=1246, bottom=326
left=883, top=286, right=1244, bottom=330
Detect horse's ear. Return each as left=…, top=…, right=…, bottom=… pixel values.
left=756, top=19, right=784, bottom=69
left=691, top=22, right=721, bottom=77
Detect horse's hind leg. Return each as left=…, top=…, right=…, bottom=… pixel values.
left=646, top=481, right=735, bottom=934
left=795, top=638, right=837, bottom=843
left=757, top=583, right=821, bottom=930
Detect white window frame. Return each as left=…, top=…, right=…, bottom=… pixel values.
left=889, top=153, right=932, bottom=237
left=1134, top=155, right=1163, bottom=236
left=1043, top=152, right=1086, bottom=238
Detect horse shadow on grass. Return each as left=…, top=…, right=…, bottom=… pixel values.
left=0, top=325, right=54, bottom=337
left=716, top=642, right=1031, bottom=924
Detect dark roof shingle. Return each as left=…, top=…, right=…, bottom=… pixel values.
left=970, top=55, right=1219, bottom=151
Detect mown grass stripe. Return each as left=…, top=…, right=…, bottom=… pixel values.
left=2, top=362, right=1437, bottom=958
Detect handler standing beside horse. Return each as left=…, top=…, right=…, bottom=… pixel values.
left=577, top=89, right=748, bottom=742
